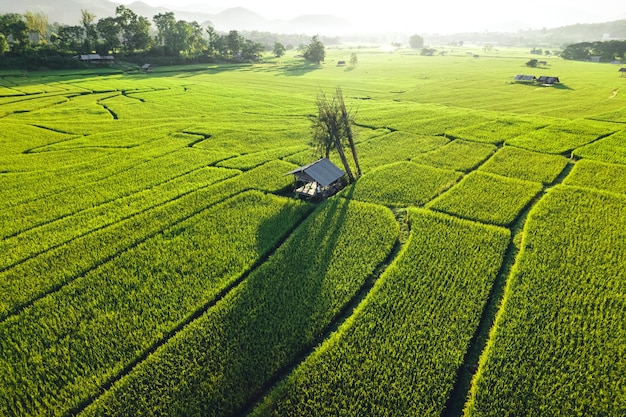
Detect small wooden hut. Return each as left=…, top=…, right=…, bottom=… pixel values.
left=514, top=74, right=536, bottom=83
left=537, top=76, right=560, bottom=86
left=285, top=158, right=345, bottom=200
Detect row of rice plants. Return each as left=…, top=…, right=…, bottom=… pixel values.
left=411, top=139, right=497, bottom=172
left=506, top=119, right=617, bottom=154
left=350, top=131, right=450, bottom=173
left=0, top=147, right=118, bottom=177
left=17, top=118, right=164, bottom=136
left=427, top=171, right=543, bottom=227
left=446, top=117, right=549, bottom=144
left=8, top=92, right=122, bottom=121
left=0, top=121, right=78, bottom=155
left=1, top=136, right=186, bottom=208
left=0, top=191, right=312, bottom=417
left=187, top=118, right=311, bottom=155
left=32, top=122, right=191, bottom=152
left=563, top=159, right=626, bottom=195
left=0, top=87, right=24, bottom=97
left=402, top=111, right=489, bottom=137
left=0, top=160, right=296, bottom=320
left=97, top=92, right=178, bottom=120
left=96, top=77, right=304, bottom=121
left=356, top=101, right=489, bottom=136
left=2, top=76, right=83, bottom=94
left=347, top=161, right=462, bottom=207
left=216, top=145, right=308, bottom=170
left=355, top=101, right=445, bottom=129
left=1, top=146, right=231, bottom=238
left=573, top=130, right=626, bottom=165
left=589, top=108, right=626, bottom=123
left=0, top=166, right=238, bottom=272
left=478, top=146, right=570, bottom=184
left=80, top=198, right=399, bottom=417
left=65, top=76, right=165, bottom=95
left=0, top=95, right=69, bottom=117
left=465, top=185, right=626, bottom=416
left=4, top=83, right=67, bottom=95
left=250, top=208, right=510, bottom=417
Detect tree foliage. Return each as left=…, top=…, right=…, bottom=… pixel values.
left=311, top=88, right=360, bottom=181
left=302, top=35, right=325, bottom=64
left=80, top=9, right=97, bottom=51
left=0, top=33, right=8, bottom=56
left=24, top=11, right=48, bottom=45
left=273, top=41, right=286, bottom=58
left=409, top=34, right=424, bottom=49
left=0, top=7, right=266, bottom=68
left=561, top=40, right=626, bottom=61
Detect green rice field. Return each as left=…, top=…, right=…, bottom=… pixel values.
left=1, top=46, right=625, bottom=417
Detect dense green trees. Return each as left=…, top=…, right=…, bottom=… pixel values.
left=561, top=40, right=626, bottom=61
left=0, top=7, right=342, bottom=69
left=273, top=41, right=286, bottom=58
left=0, top=14, right=28, bottom=53
left=409, top=34, right=424, bottom=48
left=0, top=6, right=267, bottom=68
left=0, top=34, right=8, bottom=56
left=302, top=35, right=325, bottom=64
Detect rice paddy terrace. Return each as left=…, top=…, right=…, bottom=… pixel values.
left=0, top=47, right=624, bottom=417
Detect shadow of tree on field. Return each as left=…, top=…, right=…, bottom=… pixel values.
left=103, top=195, right=354, bottom=416
left=85, top=189, right=398, bottom=417
left=552, top=83, right=574, bottom=90
left=277, top=62, right=323, bottom=76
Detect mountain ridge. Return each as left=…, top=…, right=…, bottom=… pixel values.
left=0, top=0, right=624, bottom=44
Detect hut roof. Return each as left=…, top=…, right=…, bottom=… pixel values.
left=286, top=158, right=345, bottom=188
left=514, top=74, right=536, bottom=81
left=537, top=76, right=560, bottom=85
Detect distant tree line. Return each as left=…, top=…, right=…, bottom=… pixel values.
left=0, top=6, right=329, bottom=70
left=530, top=47, right=551, bottom=56
left=561, top=40, right=626, bottom=62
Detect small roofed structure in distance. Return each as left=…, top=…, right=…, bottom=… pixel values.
left=141, top=64, right=152, bottom=72
left=537, top=75, right=560, bottom=86
left=514, top=74, right=536, bottom=83
left=73, top=54, right=114, bottom=63
left=620, top=67, right=626, bottom=76
left=285, top=158, right=346, bottom=200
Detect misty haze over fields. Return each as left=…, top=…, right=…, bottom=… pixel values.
left=1, top=0, right=625, bottom=48
left=1, top=0, right=625, bottom=36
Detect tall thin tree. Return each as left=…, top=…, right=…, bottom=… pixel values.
left=312, top=90, right=355, bottom=182
left=336, top=87, right=361, bottom=178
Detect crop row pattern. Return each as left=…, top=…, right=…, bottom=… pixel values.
left=0, top=191, right=311, bottom=417
left=250, top=208, right=510, bottom=417
left=465, top=185, right=626, bottom=416
left=81, top=198, right=398, bottom=417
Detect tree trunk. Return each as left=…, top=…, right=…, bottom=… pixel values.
left=336, top=87, right=361, bottom=178
left=326, top=103, right=354, bottom=182
left=333, top=132, right=354, bottom=183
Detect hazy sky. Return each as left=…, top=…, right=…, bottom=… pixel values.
left=117, top=0, right=625, bottom=33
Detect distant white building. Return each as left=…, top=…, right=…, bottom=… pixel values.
left=73, top=54, right=115, bottom=63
